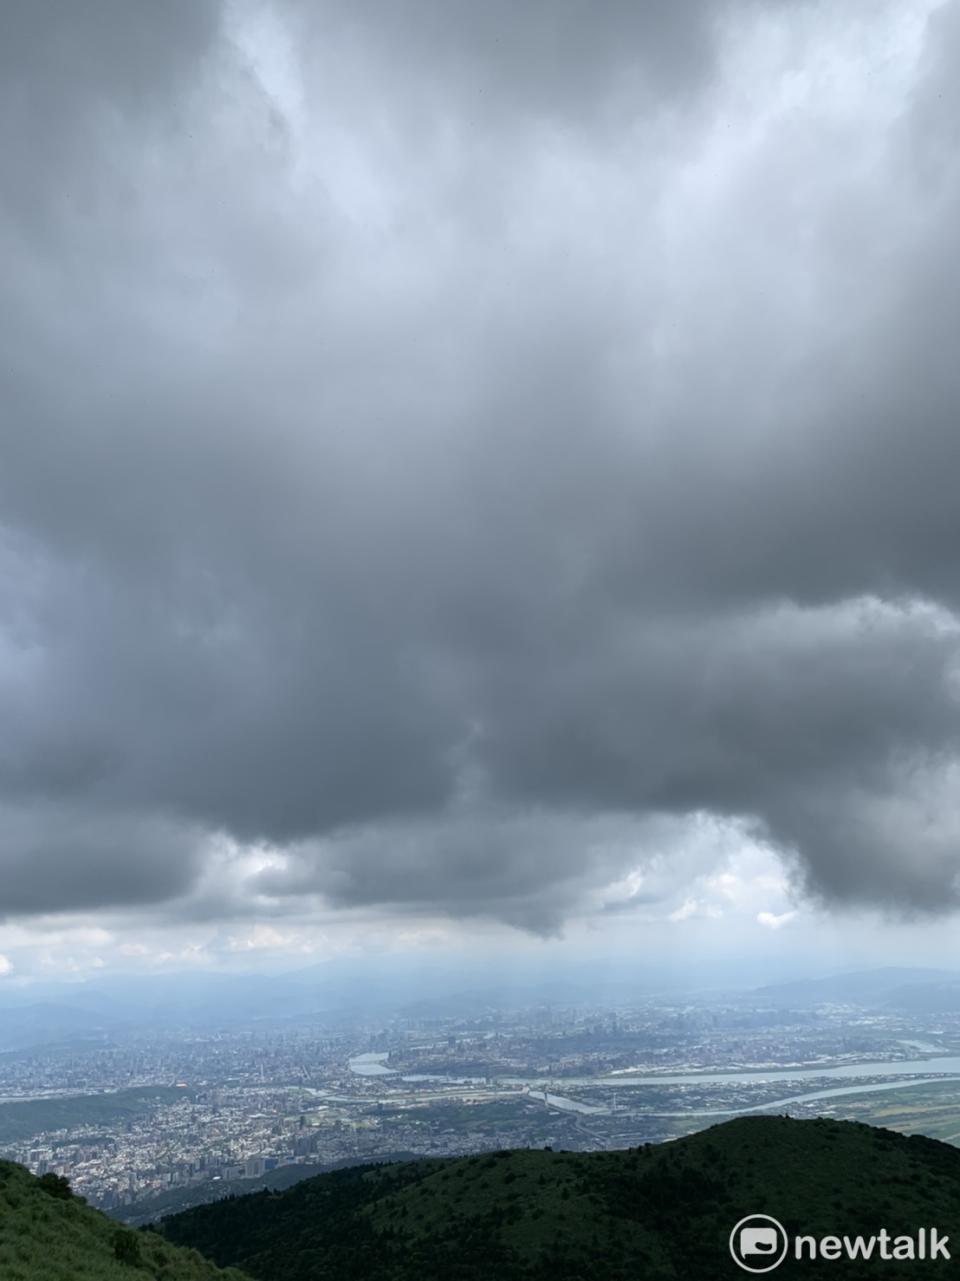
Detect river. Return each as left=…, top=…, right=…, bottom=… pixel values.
left=346, top=1050, right=960, bottom=1119
left=503, top=1054, right=960, bottom=1089
left=348, top=1052, right=397, bottom=1077
left=641, top=1075, right=960, bottom=1117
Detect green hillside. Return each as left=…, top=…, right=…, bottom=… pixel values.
left=0, top=1160, right=250, bottom=1281
left=0, top=1086, right=192, bottom=1145
left=161, top=1116, right=960, bottom=1280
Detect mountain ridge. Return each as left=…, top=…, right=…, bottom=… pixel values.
left=160, top=1115, right=960, bottom=1279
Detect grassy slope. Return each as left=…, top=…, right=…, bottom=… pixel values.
left=0, top=1160, right=250, bottom=1281
left=160, top=1114, right=960, bottom=1280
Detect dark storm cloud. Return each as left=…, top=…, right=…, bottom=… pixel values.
left=0, top=0, right=223, bottom=234
left=2, top=0, right=960, bottom=925
left=284, top=0, right=720, bottom=127
left=0, top=801, right=201, bottom=916
left=254, top=808, right=693, bottom=936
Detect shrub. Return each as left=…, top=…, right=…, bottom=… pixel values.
left=37, top=1173, right=72, bottom=1200
left=112, top=1228, right=143, bottom=1266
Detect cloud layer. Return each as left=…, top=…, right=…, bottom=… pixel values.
left=2, top=0, right=960, bottom=936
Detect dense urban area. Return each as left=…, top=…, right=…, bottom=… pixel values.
left=4, top=969, right=960, bottom=1221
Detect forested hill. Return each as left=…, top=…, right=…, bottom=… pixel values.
left=0, top=1158, right=250, bottom=1281
left=160, top=1115, right=960, bottom=1280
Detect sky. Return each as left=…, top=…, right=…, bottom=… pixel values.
left=2, top=0, right=960, bottom=985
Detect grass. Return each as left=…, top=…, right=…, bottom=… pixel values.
left=0, top=1159, right=249, bottom=1281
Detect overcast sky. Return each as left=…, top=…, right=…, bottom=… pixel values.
left=2, top=0, right=960, bottom=982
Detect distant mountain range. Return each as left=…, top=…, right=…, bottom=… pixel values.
left=754, top=966, right=960, bottom=1010
left=0, top=1000, right=125, bottom=1052
left=0, top=957, right=745, bottom=1051
left=159, top=1116, right=960, bottom=1279
left=3, top=963, right=960, bottom=1053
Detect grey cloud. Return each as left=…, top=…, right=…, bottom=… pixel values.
left=769, top=782, right=960, bottom=916
left=2, top=0, right=960, bottom=926
left=253, top=808, right=699, bottom=936
left=0, top=802, right=201, bottom=917
left=0, top=1, right=223, bottom=235
left=284, top=0, right=720, bottom=131
left=468, top=599, right=960, bottom=912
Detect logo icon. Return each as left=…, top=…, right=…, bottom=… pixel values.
left=729, top=1214, right=789, bottom=1273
